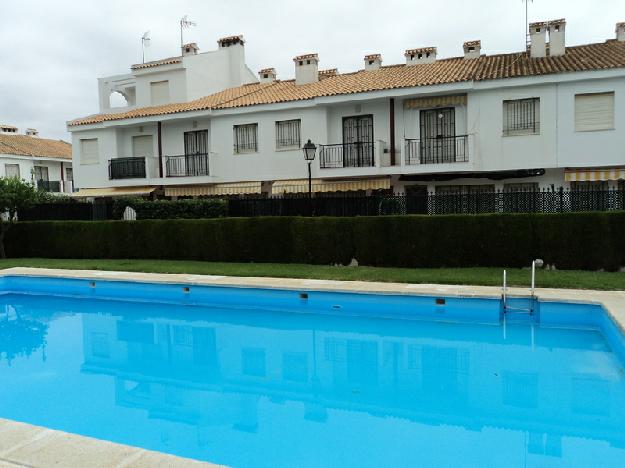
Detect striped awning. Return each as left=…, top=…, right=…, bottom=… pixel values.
left=272, top=177, right=390, bottom=195
left=164, top=182, right=262, bottom=197
left=404, top=94, right=467, bottom=109
left=72, top=186, right=156, bottom=198
left=565, top=167, right=625, bottom=182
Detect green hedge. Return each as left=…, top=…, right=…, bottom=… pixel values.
left=113, top=197, right=227, bottom=219
left=6, top=212, right=625, bottom=270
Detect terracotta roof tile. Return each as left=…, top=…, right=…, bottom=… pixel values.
left=0, top=134, right=71, bottom=159
left=69, top=40, right=625, bottom=127
left=364, top=54, right=382, bottom=61
left=131, top=56, right=182, bottom=70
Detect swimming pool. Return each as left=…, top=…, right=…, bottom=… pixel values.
left=0, top=274, right=624, bottom=468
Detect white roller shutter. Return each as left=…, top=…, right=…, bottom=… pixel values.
left=575, top=92, right=615, bottom=132
left=132, top=135, right=154, bottom=158
left=80, top=138, right=99, bottom=164
left=150, top=81, right=170, bottom=105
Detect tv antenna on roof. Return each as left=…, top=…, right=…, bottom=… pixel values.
left=180, top=15, right=196, bottom=48
left=523, top=0, right=533, bottom=49
left=141, top=31, right=151, bottom=63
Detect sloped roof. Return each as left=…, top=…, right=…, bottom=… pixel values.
left=131, top=56, right=182, bottom=70
left=0, top=134, right=72, bottom=160
left=70, top=39, right=625, bottom=127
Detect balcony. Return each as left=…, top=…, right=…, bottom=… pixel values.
left=319, top=142, right=375, bottom=169
left=36, top=180, right=61, bottom=193
left=165, top=153, right=210, bottom=177
left=109, top=157, right=146, bottom=180
left=405, top=135, right=469, bottom=165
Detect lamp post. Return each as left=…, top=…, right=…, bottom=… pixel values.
left=302, top=139, right=317, bottom=214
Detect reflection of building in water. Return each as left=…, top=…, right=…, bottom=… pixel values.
left=80, top=310, right=625, bottom=452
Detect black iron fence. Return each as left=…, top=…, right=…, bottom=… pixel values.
left=229, top=188, right=625, bottom=217
left=319, top=142, right=375, bottom=168
left=165, top=153, right=210, bottom=177
left=14, top=188, right=625, bottom=221
left=109, top=157, right=146, bottom=180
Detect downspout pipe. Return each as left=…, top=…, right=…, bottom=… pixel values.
left=389, top=98, right=396, bottom=166
left=157, top=121, right=164, bottom=179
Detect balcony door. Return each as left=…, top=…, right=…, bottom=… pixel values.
left=184, top=130, right=209, bottom=176
left=420, top=108, right=455, bottom=164
left=342, top=115, right=373, bottom=167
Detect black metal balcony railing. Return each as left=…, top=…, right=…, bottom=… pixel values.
left=109, top=157, right=146, bottom=180
left=320, top=142, right=375, bottom=169
left=165, top=153, right=210, bottom=177
left=36, top=180, right=61, bottom=193
left=405, top=135, right=469, bottom=165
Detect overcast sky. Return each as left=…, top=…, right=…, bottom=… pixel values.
left=0, top=0, right=623, bottom=141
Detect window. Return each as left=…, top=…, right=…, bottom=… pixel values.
left=132, top=135, right=153, bottom=158
left=233, top=123, right=258, bottom=153
left=150, top=80, right=170, bottom=105
left=80, top=138, right=99, bottom=164
left=575, top=92, right=615, bottom=132
left=65, top=167, right=73, bottom=181
left=33, top=166, right=49, bottom=182
left=241, top=348, right=266, bottom=377
left=4, top=164, right=20, bottom=178
left=275, top=119, right=301, bottom=149
left=503, top=98, right=540, bottom=135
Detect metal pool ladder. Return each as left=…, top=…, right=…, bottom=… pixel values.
left=502, top=260, right=542, bottom=318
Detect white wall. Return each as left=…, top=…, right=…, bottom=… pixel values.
left=556, top=77, right=625, bottom=168
left=134, top=69, right=187, bottom=108
left=470, top=84, right=557, bottom=172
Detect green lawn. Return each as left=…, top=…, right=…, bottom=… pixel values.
left=0, top=258, right=623, bottom=290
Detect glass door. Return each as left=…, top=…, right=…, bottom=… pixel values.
left=342, top=115, right=374, bottom=167
left=184, top=130, right=209, bottom=176
left=419, top=108, right=456, bottom=164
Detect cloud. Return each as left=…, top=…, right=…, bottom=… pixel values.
left=0, top=0, right=622, bottom=141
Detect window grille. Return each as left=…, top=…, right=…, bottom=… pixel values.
left=503, top=98, right=540, bottom=135
left=233, top=123, right=258, bottom=153
left=275, top=119, right=301, bottom=149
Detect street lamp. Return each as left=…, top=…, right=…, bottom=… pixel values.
left=302, top=139, right=317, bottom=200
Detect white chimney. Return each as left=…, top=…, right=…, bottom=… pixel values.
left=182, top=42, right=199, bottom=56
left=25, top=128, right=39, bottom=137
left=529, top=21, right=548, bottom=58
left=294, top=53, right=319, bottom=85
left=405, top=47, right=437, bottom=65
left=463, top=40, right=481, bottom=59
left=258, top=68, right=277, bottom=83
left=617, top=22, right=625, bottom=42
left=548, top=19, right=566, bottom=57
left=364, top=54, right=382, bottom=71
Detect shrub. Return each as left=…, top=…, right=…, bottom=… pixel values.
left=5, top=212, right=625, bottom=270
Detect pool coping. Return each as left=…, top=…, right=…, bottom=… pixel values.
left=0, top=266, right=623, bottom=467
left=0, top=418, right=223, bottom=468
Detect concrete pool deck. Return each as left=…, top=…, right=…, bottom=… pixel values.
left=0, top=266, right=623, bottom=467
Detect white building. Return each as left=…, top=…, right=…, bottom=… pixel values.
left=0, top=126, right=73, bottom=193
left=68, top=21, right=625, bottom=199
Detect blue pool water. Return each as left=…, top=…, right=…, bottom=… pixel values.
left=0, top=276, right=624, bottom=467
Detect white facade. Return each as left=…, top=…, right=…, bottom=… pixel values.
left=69, top=23, right=625, bottom=197
left=0, top=130, right=73, bottom=194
